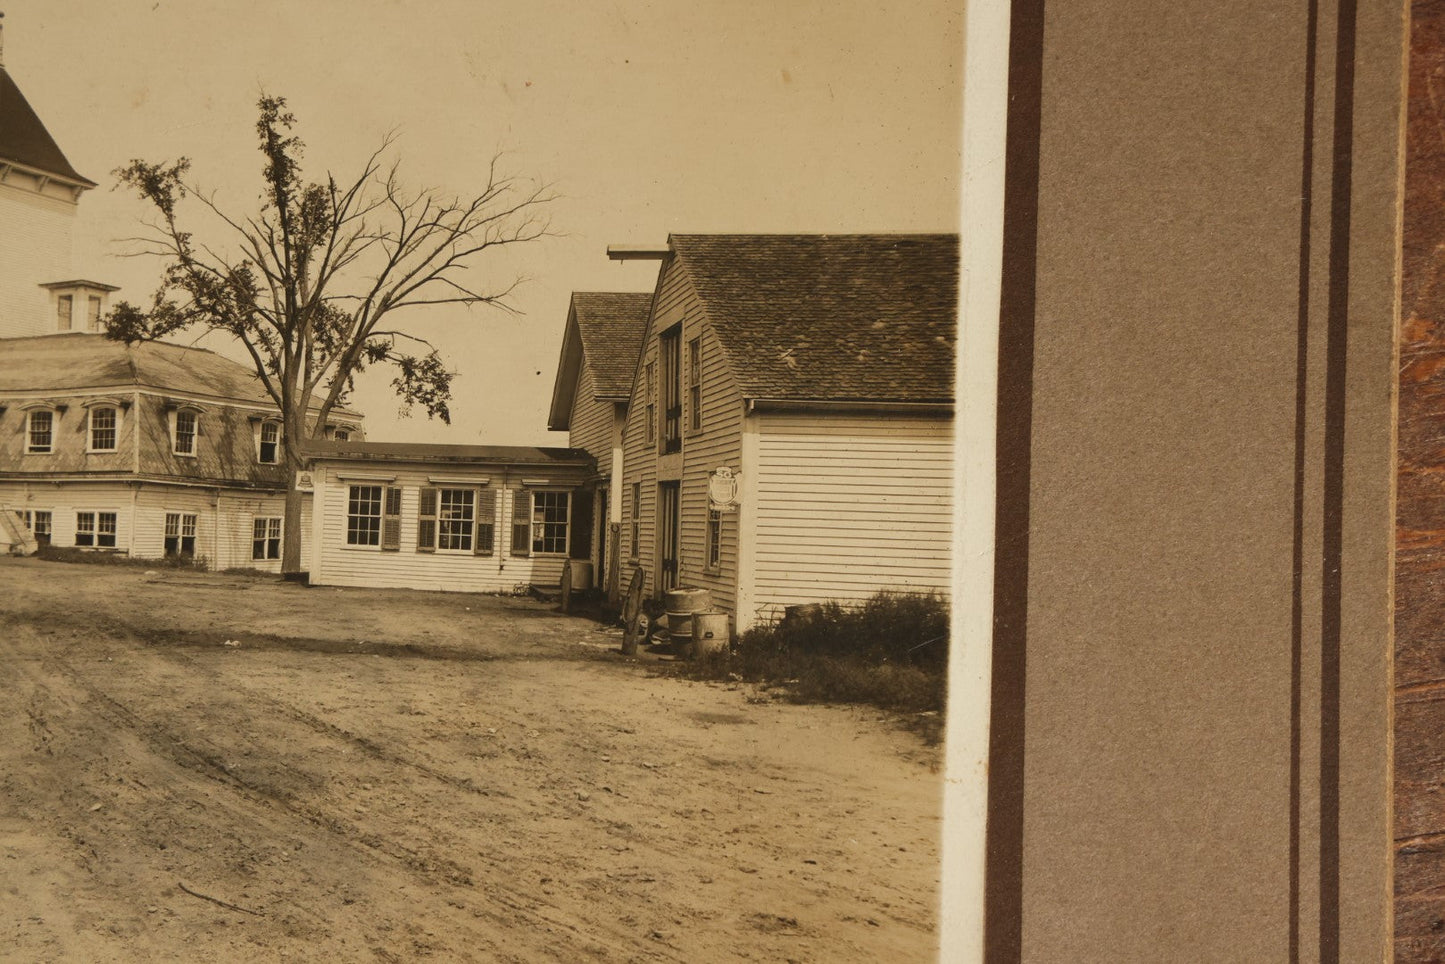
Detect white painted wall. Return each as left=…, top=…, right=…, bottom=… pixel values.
left=749, top=413, right=954, bottom=623
left=0, top=180, right=77, bottom=338
left=309, top=463, right=573, bottom=593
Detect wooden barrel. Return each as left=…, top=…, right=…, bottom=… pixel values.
left=665, top=611, right=695, bottom=639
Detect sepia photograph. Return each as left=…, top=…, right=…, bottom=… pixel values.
left=0, top=2, right=959, bottom=961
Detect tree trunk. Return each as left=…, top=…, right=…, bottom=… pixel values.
left=280, top=439, right=306, bottom=577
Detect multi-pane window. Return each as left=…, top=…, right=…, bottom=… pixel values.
left=259, top=421, right=280, bottom=464
left=252, top=517, right=282, bottom=560
left=173, top=410, right=197, bottom=456
left=438, top=489, right=475, bottom=551
left=660, top=327, right=682, bottom=452
left=347, top=485, right=383, bottom=546
left=87, top=296, right=102, bottom=333
left=630, top=482, right=641, bottom=560
left=57, top=294, right=73, bottom=331
left=705, top=508, right=722, bottom=572
left=688, top=337, right=702, bottom=434
left=89, top=407, right=117, bottom=451
left=27, top=411, right=53, bottom=453
left=644, top=361, right=656, bottom=446
left=164, top=512, right=197, bottom=557
left=333, top=429, right=350, bottom=442
left=531, top=490, right=570, bottom=555
left=76, top=511, right=117, bottom=548
left=22, top=510, right=51, bottom=546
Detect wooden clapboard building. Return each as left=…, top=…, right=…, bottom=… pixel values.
left=547, top=291, right=651, bottom=598
left=300, top=441, right=592, bottom=593
left=596, top=234, right=957, bottom=632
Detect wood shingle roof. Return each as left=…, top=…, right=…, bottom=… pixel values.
left=571, top=292, right=652, bottom=399
left=670, top=234, right=958, bottom=404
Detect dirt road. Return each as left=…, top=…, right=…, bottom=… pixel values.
left=0, top=558, right=942, bottom=962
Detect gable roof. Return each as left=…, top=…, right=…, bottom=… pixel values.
left=0, top=67, right=94, bottom=187
left=669, top=234, right=958, bottom=404
left=0, top=334, right=359, bottom=416
left=547, top=291, right=652, bottom=431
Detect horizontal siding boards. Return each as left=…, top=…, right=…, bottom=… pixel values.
left=311, top=464, right=569, bottom=593
left=752, top=413, right=953, bottom=613
left=212, top=492, right=289, bottom=572
left=0, top=480, right=135, bottom=552
left=676, top=319, right=743, bottom=615
left=569, top=361, right=615, bottom=477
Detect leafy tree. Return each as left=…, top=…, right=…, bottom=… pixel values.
left=108, top=95, right=552, bottom=573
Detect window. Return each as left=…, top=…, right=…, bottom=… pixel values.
left=89, top=407, right=117, bottom=452
left=87, top=296, right=102, bottom=333
left=333, top=429, right=350, bottom=442
left=688, top=337, right=703, bottom=434
left=532, top=490, right=570, bottom=555
left=22, top=511, right=51, bottom=546
left=252, top=517, right=281, bottom=560
left=630, top=482, right=640, bottom=560
left=659, top=326, right=682, bottom=452
left=57, top=294, right=73, bottom=331
left=644, top=361, right=656, bottom=446
left=705, top=508, right=722, bottom=572
left=173, top=410, right=197, bottom=456
left=258, top=421, right=280, bottom=464
left=164, top=512, right=197, bottom=558
left=438, top=489, right=475, bottom=552
left=27, top=410, right=53, bottom=453
left=346, top=485, right=383, bottom=546
left=76, top=511, right=117, bottom=548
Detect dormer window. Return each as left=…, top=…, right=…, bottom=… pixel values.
left=56, top=295, right=73, bottom=331
left=88, top=407, right=117, bottom=452
left=87, top=296, right=102, bottom=333
left=172, top=409, right=198, bottom=456
left=258, top=421, right=280, bottom=464
left=27, top=410, right=54, bottom=453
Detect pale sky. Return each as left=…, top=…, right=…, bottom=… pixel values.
left=5, top=0, right=962, bottom=445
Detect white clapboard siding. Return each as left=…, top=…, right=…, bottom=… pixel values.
left=752, top=413, right=953, bottom=610
left=0, top=185, right=75, bottom=338
left=312, top=466, right=568, bottom=593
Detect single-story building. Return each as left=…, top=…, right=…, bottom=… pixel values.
left=300, top=440, right=594, bottom=593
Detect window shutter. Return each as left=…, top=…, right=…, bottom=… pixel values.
left=475, top=487, right=496, bottom=556
left=381, top=486, right=402, bottom=551
left=510, top=489, right=531, bottom=557
left=417, top=486, right=437, bottom=552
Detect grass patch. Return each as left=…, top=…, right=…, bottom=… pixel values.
left=673, top=591, right=947, bottom=738
left=37, top=545, right=210, bottom=570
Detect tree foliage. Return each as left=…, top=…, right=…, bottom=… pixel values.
left=109, top=95, right=552, bottom=427
left=109, top=94, right=553, bottom=570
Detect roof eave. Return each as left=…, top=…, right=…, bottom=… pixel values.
left=744, top=397, right=955, bottom=416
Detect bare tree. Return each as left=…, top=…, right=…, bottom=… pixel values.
left=108, top=95, right=552, bottom=574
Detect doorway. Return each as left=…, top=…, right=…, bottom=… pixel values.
left=657, top=481, right=679, bottom=593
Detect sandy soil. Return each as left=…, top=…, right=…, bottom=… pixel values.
left=0, top=557, right=942, bottom=962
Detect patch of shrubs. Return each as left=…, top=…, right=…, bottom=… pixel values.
left=681, top=591, right=948, bottom=730
left=37, top=544, right=209, bottom=570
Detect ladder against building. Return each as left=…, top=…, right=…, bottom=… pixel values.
left=0, top=508, right=38, bottom=556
